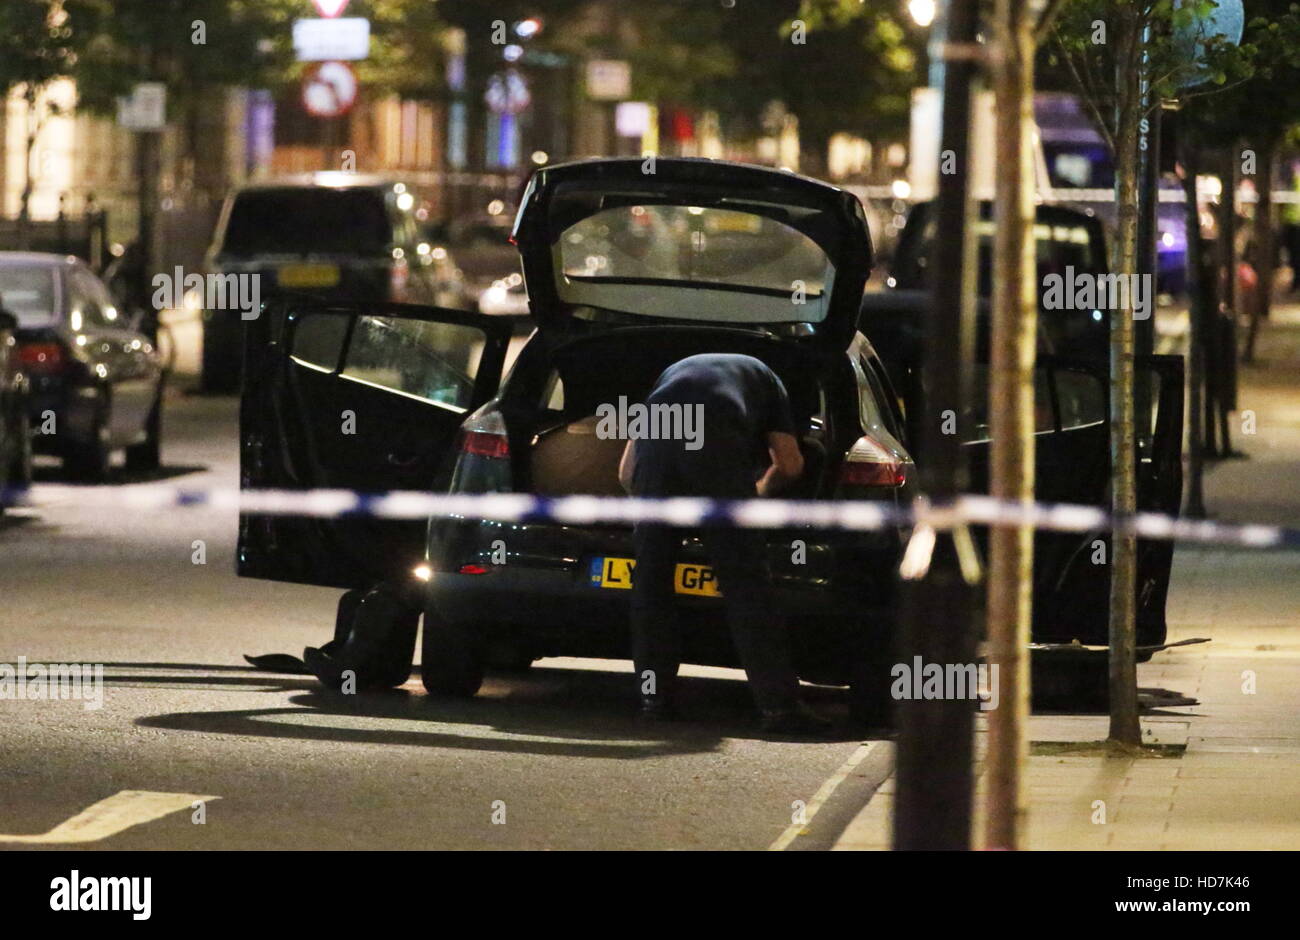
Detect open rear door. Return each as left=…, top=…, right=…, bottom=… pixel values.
left=963, top=354, right=1184, bottom=648
left=239, top=299, right=513, bottom=589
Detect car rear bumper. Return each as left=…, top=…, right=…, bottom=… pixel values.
left=425, top=518, right=901, bottom=676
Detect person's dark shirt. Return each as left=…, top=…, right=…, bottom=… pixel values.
left=631, top=353, right=797, bottom=499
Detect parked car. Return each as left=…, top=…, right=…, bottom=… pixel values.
left=862, top=198, right=1184, bottom=654
left=237, top=158, right=1183, bottom=716
left=202, top=174, right=468, bottom=392
left=0, top=253, right=164, bottom=481
left=0, top=301, right=32, bottom=507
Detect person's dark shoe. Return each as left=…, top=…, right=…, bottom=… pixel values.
left=760, top=700, right=834, bottom=737
left=637, top=694, right=681, bottom=723
left=303, top=645, right=347, bottom=690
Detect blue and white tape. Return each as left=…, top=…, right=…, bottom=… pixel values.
left=7, top=484, right=1299, bottom=550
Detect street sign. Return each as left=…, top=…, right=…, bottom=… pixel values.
left=312, top=0, right=350, bottom=17
left=586, top=60, right=631, bottom=101
left=116, top=83, right=167, bottom=131
left=294, top=17, right=369, bottom=62
left=301, top=61, right=358, bottom=118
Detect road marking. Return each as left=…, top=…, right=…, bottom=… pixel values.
left=768, top=743, right=875, bottom=851
left=0, top=790, right=219, bottom=844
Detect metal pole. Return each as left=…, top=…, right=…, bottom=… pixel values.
left=1135, top=29, right=1159, bottom=438
left=892, top=0, right=980, bottom=852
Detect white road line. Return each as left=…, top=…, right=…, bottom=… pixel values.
left=0, top=790, right=219, bottom=844
left=768, top=743, right=874, bottom=851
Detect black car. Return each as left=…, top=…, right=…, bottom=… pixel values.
left=863, top=198, right=1184, bottom=654
left=0, top=302, right=32, bottom=507
left=0, top=252, right=164, bottom=481
left=238, top=158, right=1183, bottom=713
left=202, top=174, right=468, bottom=392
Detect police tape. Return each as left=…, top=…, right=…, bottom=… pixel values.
left=8, top=483, right=1300, bottom=551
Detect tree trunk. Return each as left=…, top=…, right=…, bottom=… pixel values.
left=1107, top=7, right=1142, bottom=747
left=985, top=0, right=1037, bottom=851
left=1245, top=139, right=1276, bottom=362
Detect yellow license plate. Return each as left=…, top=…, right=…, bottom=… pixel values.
left=278, top=263, right=340, bottom=288
left=587, top=557, right=722, bottom=597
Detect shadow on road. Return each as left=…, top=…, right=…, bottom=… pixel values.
left=65, top=660, right=876, bottom=756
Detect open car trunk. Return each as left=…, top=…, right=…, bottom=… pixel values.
left=523, top=325, right=836, bottom=499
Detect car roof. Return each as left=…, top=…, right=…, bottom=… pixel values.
left=231, top=173, right=404, bottom=193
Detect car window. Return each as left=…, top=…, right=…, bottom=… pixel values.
left=340, top=316, right=484, bottom=412
left=1054, top=368, right=1106, bottom=430
left=68, top=268, right=121, bottom=330
left=962, top=365, right=1054, bottom=444
left=220, top=188, right=392, bottom=257
left=290, top=312, right=351, bottom=371
left=0, top=265, right=58, bottom=327
left=546, top=181, right=840, bottom=326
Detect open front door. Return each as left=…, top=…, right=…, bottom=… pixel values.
left=963, top=354, right=1185, bottom=648
left=239, top=300, right=514, bottom=589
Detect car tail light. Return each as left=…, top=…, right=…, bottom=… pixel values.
left=459, top=409, right=510, bottom=459
left=389, top=256, right=410, bottom=301
left=458, top=564, right=489, bottom=575
left=839, top=434, right=908, bottom=488
left=18, top=342, right=65, bottom=374
left=451, top=406, right=514, bottom=493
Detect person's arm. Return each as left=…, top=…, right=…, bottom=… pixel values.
left=756, top=431, right=803, bottom=496
left=618, top=440, right=637, bottom=494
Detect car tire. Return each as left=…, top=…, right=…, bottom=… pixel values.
left=63, top=392, right=111, bottom=482
left=125, top=387, right=163, bottom=473
left=420, top=604, right=485, bottom=698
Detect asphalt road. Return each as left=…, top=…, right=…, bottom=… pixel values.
left=0, top=390, right=891, bottom=850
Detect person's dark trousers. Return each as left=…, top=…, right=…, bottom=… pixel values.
left=631, top=522, right=801, bottom=715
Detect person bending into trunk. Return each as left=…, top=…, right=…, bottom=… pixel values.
left=617, top=353, right=831, bottom=736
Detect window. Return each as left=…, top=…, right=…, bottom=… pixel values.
left=68, top=269, right=120, bottom=330
left=962, top=365, right=1054, bottom=444
left=1054, top=368, right=1105, bottom=430
left=340, top=316, right=483, bottom=411
left=221, top=188, right=392, bottom=257
left=0, top=266, right=57, bottom=327
left=291, top=313, right=350, bottom=371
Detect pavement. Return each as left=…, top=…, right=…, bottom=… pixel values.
left=835, top=302, right=1300, bottom=850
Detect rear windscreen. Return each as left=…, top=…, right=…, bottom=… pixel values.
left=546, top=182, right=840, bottom=325
left=220, top=188, right=392, bottom=258
left=0, top=266, right=57, bottom=327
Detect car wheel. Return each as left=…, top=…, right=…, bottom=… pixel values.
left=63, top=394, right=111, bottom=482
left=420, top=603, right=485, bottom=698
left=125, top=388, right=163, bottom=473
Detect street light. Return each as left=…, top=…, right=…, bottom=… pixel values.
left=908, top=0, right=936, bottom=27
